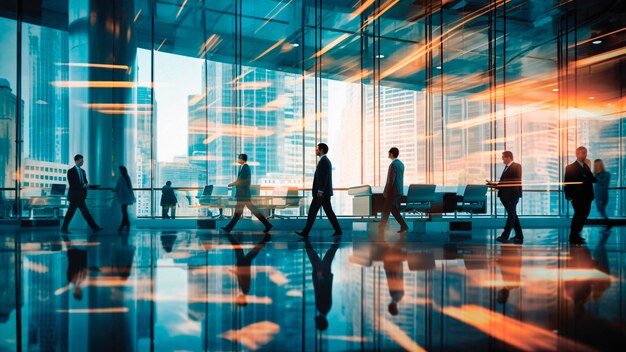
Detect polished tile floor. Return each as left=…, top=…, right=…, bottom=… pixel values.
left=1, top=226, right=625, bottom=351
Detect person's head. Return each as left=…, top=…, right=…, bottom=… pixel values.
left=388, top=302, right=399, bottom=316
left=237, top=154, right=247, bottom=165
left=165, top=181, right=172, bottom=187
left=73, top=286, right=83, bottom=300
left=388, top=147, right=399, bottom=160
left=315, top=315, right=329, bottom=331
left=575, top=146, right=588, bottom=162
left=236, top=294, right=248, bottom=307
left=74, top=154, right=84, bottom=167
left=119, top=165, right=129, bottom=177
left=593, top=159, right=605, bottom=174
left=502, top=151, right=514, bottom=165
left=316, top=143, right=329, bottom=157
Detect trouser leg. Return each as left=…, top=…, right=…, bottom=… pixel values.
left=225, top=203, right=245, bottom=231
left=246, top=202, right=271, bottom=228
left=321, top=196, right=341, bottom=233
left=62, top=202, right=78, bottom=230
left=302, top=197, right=323, bottom=234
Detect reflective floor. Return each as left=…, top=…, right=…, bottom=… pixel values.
left=1, top=226, right=625, bottom=351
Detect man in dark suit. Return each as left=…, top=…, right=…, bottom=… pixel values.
left=488, top=151, right=523, bottom=243
left=296, top=143, right=342, bottom=237
left=304, top=237, right=340, bottom=330
left=221, top=154, right=272, bottom=233
left=564, top=146, right=597, bottom=244
left=60, top=154, right=102, bottom=234
left=379, top=147, right=409, bottom=234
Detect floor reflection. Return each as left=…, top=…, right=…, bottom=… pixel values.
left=0, top=227, right=625, bottom=351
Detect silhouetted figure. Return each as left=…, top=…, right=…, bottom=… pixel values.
left=380, top=239, right=406, bottom=315
left=304, top=237, right=340, bottom=330
left=160, top=181, right=177, bottom=219
left=114, top=166, right=135, bottom=231
left=564, top=146, right=597, bottom=244
left=593, top=159, right=610, bottom=226
left=489, top=151, right=523, bottom=243
left=61, top=154, right=102, bottom=234
left=64, top=235, right=88, bottom=300
left=225, top=233, right=269, bottom=307
left=379, top=147, right=408, bottom=234
left=565, top=245, right=594, bottom=318
left=297, top=143, right=342, bottom=237
left=496, top=245, right=522, bottom=305
left=221, top=154, right=272, bottom=234
left=160, top=232, right=177, bottom=253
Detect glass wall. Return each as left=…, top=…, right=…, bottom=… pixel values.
left=0, top=0, right=624, bottom=218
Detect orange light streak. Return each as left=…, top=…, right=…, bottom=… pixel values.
left=348, top=0, right=375, bottom=21
left=234, top=82, right=272, bottom=90
left=381, top=317, right=427, bottom=352
left=198, top=34, right=222, bottom=58
left=361, top=0, right=400, bottom=29
left=52, top=81, right=152, bottom=88
left=83, top=103, right=152, bottom=109
left=96, top=109, right=152, bottom=115
left=253, top=39, right=286, bottom=62
left=220, top=321, right=280, bottom=350
left=312, top=33, right=351, bottom=58
left=576, top=46, right=626, bottom=67
left=570, top=27, right=626, bottom=47
left=55, top=62, right=129, bottom=70
left=255, top=0, right=293, bottom=34
left=443, top=305, right=594, bottom=351
left=58, top=308, right=129, bottom=314
left=176, top=0, right=188, bottom=18
left=381, top=1, right=508, bottom=79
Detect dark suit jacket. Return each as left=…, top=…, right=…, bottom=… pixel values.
left=383, top=159, right=404, bottom=198
left=233, top=164, right=252, bottom=200
left=160, top=185, right=177, bottom=206
left=312, top=155, right=333, bottom=196
left=497, top=162, right=522, bottom=201
left=67, top=166, right=88, bottom=202
left=564, top=161, right=597, bottom=201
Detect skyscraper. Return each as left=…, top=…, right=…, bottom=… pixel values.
left=26, top=25, right=69, bottom=164
left=0, top=78, right=19, bottom=190
left=136, top=87, right=156, bottom=217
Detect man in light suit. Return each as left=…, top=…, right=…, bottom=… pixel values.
left=564, top=146, right=597, bottom=244
left=488, top=151, right=523, bottom=243
left=296, top=143, right=342, bottom=237
left=379, top=147, right=409, bottom=233
left=60, top=154, right=102, bottom=234
left=221, top=154, right=272, bottom=233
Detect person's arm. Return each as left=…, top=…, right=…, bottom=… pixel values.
left=563, top=165, right=573, bottom=200
left=383, top=164, right=396, bottom=198
left=316, top=159, right=329, bottom=197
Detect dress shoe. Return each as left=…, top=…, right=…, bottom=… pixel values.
left=263, top=224, right=273, bottom=233
left=60, top=229, right=71, bottom=234
left=510, top=237, right=524, bottom=244
left=331, top=231, right=343, bottom=237
left=398, top=226, right=409, bottom=233
left=92, top=227, right=104, bottom=233
left=295, top=231, right=308, bottom=238
left=495, top=236, right=508, bottom=243
left=220, top=227, right=231, bottom=234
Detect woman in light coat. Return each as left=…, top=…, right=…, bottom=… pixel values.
left=593, top=159, right=610, bottom=223
left=114, top=166, right=136, bottom=231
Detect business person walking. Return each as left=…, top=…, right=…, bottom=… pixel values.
left=221, top=154, right=272, bottom=234
left=593, top=159, right=610, bottom=224
left=489, top=151, right=523, bottom=243
left=564, top=146, right=597, bottom=244
left=379, top=147, right=409, bottom=234
left=114, top=166, right=136, bottom=232
left=60, top=154, right=102, bottom=234
left=296, top=143, right=342, bottom=237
